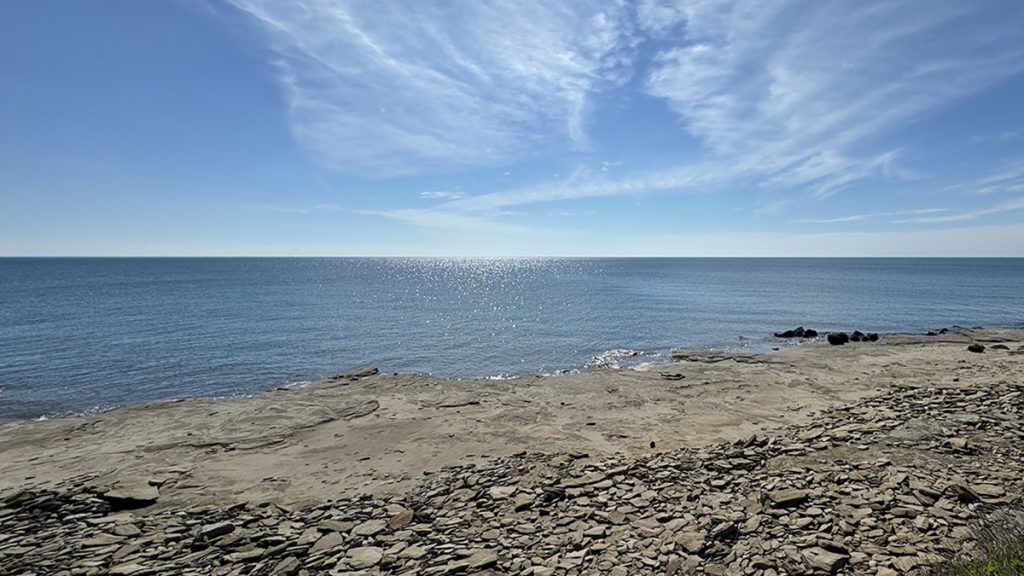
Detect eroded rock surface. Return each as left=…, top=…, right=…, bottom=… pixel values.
left=2, top=378, right=1022, bottom=575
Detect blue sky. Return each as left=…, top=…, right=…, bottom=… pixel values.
left=2, top=0, right=1024, bottom=256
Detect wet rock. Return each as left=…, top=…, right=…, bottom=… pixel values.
left=827, top=332, right=850, bottom=345
left=328, top=366, right=379, bottom=382
left=967, top=343, right=986, bottom=353
left=775, top=327, right=813, bottom=338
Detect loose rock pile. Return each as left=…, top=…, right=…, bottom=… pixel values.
left=1, top=381, right=1021, bottom=576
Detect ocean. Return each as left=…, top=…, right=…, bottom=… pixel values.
left=1, top=257, right=1022, bottom=422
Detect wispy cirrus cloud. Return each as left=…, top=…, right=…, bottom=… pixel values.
left=796, top=208, right=949, bottom=225
left=365, top=162, right=738, bottom=232
left=420, top=190, right=466, bottom=200
left=894, top=197, right=1024, bottom=224
left=643, top=0, right=1024, bottom=198
left=224, top=0, right=637, bottom=173
left=228, top=0, right=1024, bottom=230
left=971, top=161, right=1024, bottom=196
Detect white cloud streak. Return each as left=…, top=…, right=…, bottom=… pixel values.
left=796, top=208, right=950, bottom=224
left=420, top=190, right=466, bottom=200
left=228, top=0, right=1024, bottom=233
left=894, top=197, right=1024, bottom=224
left=225, top=0, right=637, bottom=173
left=644, top=0, right=1024, bottom=198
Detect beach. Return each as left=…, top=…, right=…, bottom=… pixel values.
left=1, top=328, right=1023, bottom=574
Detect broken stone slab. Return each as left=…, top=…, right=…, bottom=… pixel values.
left=488, top=485, right=517, bottom=499
left=352, top=518, right=387, bottom=537
left=559, top=471, right=608, bottom=488
left=386, top=507, right=414, bottom=529
left=465, top=549, right=499, bottom=568
left=972, top=484, right=1006, bottom=500
left=197, top=521, right=234, bottom=540
left=675, top=528, right=708, bottom=553
left=270, top=556, right=300, bottom=576
left=309, top=531, right=344, bottom=555
left=710, top=521, right=738, bottom=541
left=803, top=547, right=849, bottom=574
left=767, top=488, right=809, bottom=508
left=346, top=546, right=383, bottom=569
left=99, top=482, right=159, bottom=510
left=108, top=562, right=148, bottom=576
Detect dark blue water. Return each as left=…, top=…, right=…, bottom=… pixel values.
left=1, top=258, right=1023, bottom=422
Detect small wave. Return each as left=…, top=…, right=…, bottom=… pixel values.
left=590, top=348, right=645, bottom=369
left=486, top=374, right=516, bottom=380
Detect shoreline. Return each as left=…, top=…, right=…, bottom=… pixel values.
left=6, top=324, right=1009, bottom=426
left=4, top=327, right=1019, bottom=502
left=1, top=328, right=1023, bottom=574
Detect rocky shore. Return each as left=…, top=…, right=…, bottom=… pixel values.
left=1, top=329, right=1023, bottom=575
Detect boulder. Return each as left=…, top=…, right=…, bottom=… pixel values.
left=967, top=343, right=985, bottom=353
left=850, top=330, right=865, bottom=342
left=827, top=332, right=849, bottom=346
left=773, top=327, right=819, bottom=338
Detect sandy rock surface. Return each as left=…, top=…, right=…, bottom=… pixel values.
left=1, top=328, right=1022, bottom=574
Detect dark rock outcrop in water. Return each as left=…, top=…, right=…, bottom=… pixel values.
left=773, top=327, right=819, bottom=338
left=967, top=343, right=986, bottom=353
left=826, top=331, right=878, bottom=345
left=2, top=381, right=1022, bottom=575
left=325, top=366, right=380, bottom=386
left=827, top=332, right=850, bottom=345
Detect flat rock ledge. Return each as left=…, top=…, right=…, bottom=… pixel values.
left=1, top=381, right=1022, bottom=576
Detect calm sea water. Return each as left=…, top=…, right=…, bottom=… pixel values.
left=1, top=257, right=1023, bottom=422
